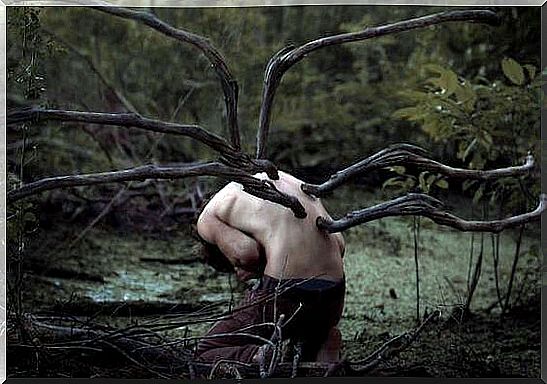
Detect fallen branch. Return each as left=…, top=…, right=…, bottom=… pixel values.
left=350, top=310, right=440, bottom=372
left=18, top=315, right=193, bottom=373
left=256, top=9, right=500, bottom=158
left=48, top=300, right=203, bottom=317
left=301, top=144, right=535, bottom=197
left=317, top=193, right=546, bottom=233
left=16, top=312, right=441, bottom=378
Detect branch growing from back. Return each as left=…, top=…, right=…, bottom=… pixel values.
left=7, top=162, right=306, bottom=218
left=7, top=107, right=266, bottom=173
left=317, top=193, right=546, bottom=233
left=301, top=143, right=535, bottom=197
left=256, top=9, right=500, bottom=159
left=92, top=6, right=241, bottom=149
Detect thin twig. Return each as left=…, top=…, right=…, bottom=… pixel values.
left=502, top=224, right=525, bottom=315
left=208, top=359, right=252, bottom=379
left=491, top=232, right=504, bottom=311
left=350, top=309, right=441, bottom=371
left=413, top=216, right=420, bottom=323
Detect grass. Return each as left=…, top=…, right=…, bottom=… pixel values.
left=12, top=187, right=542, bottom=377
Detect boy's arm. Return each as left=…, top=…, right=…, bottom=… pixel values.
left=335, top=233, right=345, bottom=258
left=197, top=210, right=263, bottom=280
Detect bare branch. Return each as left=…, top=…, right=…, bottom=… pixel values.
left=256, top=9, right=500, bottom=159
left=7, top=162, right=306, bottom=218
left=8, top=107, right=281, bottom=179
left=317, top=193, right=546, bottom=233
left=8, top=107, right=237, bottom=164
left=19, top=311, right=439, bottom=378
left=92, top=6, right=241, bottom=149
left=301, top=143, right=535, bottom=197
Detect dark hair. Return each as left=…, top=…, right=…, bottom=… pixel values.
left=190, top=193, right=235, bottom=274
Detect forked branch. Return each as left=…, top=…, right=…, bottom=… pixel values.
left=256, top=9, right=500, bottom=159
left=92, top=6, right=240, bottom=149
left=317, top=193, right=546, bottom=233
left=7, top=162, right=306, bottom=218
left=7, top=107, right=255, bottom=171
left=301, top=144, right=535, bottom=197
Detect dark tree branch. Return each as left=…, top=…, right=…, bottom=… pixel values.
left=256, top=9, right=500, bottom=159
left=8, top=108, right=247, bottom=168
left=7, top=162, right=306, bottom=218
left=8, top=107, right=280, bottom=179
left=19, top=312, right=439, bottom=378
left=317, top=193, right=546, bottom=233
left=301, top=144, right=535, bottom=197
left=92, top=6, right=241, bottom=150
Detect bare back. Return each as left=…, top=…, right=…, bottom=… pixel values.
left=201, top=171, right=345, bottom=280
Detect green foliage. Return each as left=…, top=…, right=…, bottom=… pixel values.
left=6, top=6, right=540, bottom=209
left=392, top=57, right=540, bottom=212
left=501, top=58, right=525, bottom=85
left=7, top=8, right=46, bottom=262
left=382, top=168, right=449, bottom=196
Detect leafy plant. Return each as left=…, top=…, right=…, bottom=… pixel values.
left=392, top=58, right=540, bottom=212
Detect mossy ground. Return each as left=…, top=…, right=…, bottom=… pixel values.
left=10, top=189, right=542, bottom=377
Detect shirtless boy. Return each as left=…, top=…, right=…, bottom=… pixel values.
left=195, top=170, right=345, bottom=364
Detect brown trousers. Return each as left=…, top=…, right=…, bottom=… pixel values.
left=195, top=275, right=345, bottom=363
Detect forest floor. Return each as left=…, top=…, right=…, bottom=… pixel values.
left=8, top=188, right=542, bottom=378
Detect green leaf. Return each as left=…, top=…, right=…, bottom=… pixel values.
left=436, top=179, right=449, bottom=189
left=489, top=191, right=498, bottom=206
left=501, top=58, right=525, bottom=85
left=382, top=177, right=405, bottom=189
left=392, top=107, right=420, bottom=121
left=459, top=138, right=477, bottom=161
left=382, top=177, right=407, bottom=194
left=424, top=64, right=459, bottom=96
left=387, top=165, right=406, bottom=175
left=478, top=131, right=493, bottom=149
left=422, top=117, right=447, bottom=139
left=454, top=81, right=477, bottom=112
left=523, top=64, right=536, bottom=80
left=426, top=174, right=437, bottom=185
left=397, top=90, right=429, bottom=100
left=473, top=185, right=484, bottom=204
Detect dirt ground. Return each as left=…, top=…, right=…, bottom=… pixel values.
left=7, top=189, right=542, bottom=378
